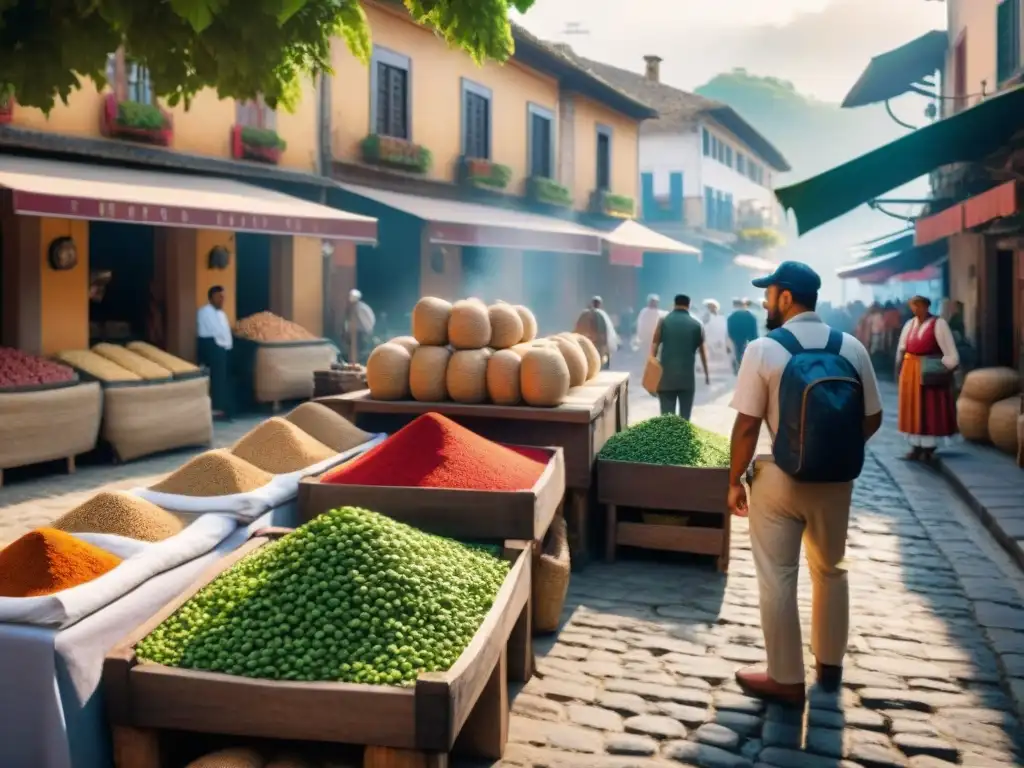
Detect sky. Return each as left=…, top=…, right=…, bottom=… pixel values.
left=514, top=0, right=948, bottom=102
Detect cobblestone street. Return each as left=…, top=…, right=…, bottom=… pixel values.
left=2, top=380, right=1024, bottom=766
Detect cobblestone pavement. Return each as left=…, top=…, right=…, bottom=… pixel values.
left=4, top=378, right=1024, bottom=766
left=478, top=386, right=1024, bottom=768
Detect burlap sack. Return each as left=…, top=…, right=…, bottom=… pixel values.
left=533, top=515, right=571, bottom=634
left=960, top=367, right=1021, bottom=404
left=989, top=395, right=1022, bottom=455
left=0, top=382, right=101, bottom=470
left=254, top=342, right=336, bottom=404
left=102, top=377, right=213, bottom=462
left=956, top=395, right=991, bottom=443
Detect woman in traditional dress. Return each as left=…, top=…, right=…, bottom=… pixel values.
left=896, top=295, right=959, bottom=462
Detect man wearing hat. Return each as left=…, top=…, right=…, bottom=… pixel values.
left=726, top=261, right=883, bottom=704
left=575, top=296, right=619, bottom=370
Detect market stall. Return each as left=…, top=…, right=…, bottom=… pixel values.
left=597, top=415, right=731, bottom=571
left=232, top=312, right=338, bottom=412
left=0, top=348, right=102, bottom=486
left=55, top=345, right=212, bottom=462
left=103, top=511, right=533, bottom=768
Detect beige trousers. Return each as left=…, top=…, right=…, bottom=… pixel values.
left=749, top=460, right=853, bottom=685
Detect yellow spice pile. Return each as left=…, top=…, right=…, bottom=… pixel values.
left=52, top=491, right=184, bottom=542
left=284, top=402, right=373, bottom=453
left=234, top=312, right=318, bottom=343
left=151, top=450, right=273, bottom=496
left=231, top=417, right=336, bottom=474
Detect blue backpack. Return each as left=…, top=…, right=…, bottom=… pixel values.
left=767, top=327, right=866, bottom=483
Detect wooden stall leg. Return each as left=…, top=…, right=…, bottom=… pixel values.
left=717, top=510, right=732, bottom=573
left=567, top=490, right=590, bottom=571
left=507, top=593, right=534, bottom=682
left=604, top=503, right=618, bottom=563
left=112, top=726, right=162, bottom=768
left=452, top=648, right=509, bottom=760
left=66, top=455, right=76, bottom=475
left=363, top=747, right=449, bottom=768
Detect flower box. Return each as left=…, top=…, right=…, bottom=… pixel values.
left=360, top=134, right=431, bottom=174
left=100, top=94, right=172, bottom=146
left=230, top=124, right=285, bottom=164
left=525, top=176, right=573, bottom=208
left=459, top=156, right=513, bottom=191
left=0, top=93, right=14, bottom=125
left=589, top=189, right=635, bottom=219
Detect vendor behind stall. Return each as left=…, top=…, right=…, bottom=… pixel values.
left=197, top=285, right=234, bottom=420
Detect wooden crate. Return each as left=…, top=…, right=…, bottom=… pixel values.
left=103, top=531, right=533, bottom=768
left=597, top=460, right=731, bottom=572
left=298, top=446, right=566, bottom=543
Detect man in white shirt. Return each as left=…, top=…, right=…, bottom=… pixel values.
left=727, top=261, right=883, bottom=705
left=196, top=285, right=234, bottom=420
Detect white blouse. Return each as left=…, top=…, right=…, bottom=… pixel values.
left=896, top=316, right=959, bottom=372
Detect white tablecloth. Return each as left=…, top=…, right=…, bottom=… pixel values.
left=0, top=511, right=290, bottom=768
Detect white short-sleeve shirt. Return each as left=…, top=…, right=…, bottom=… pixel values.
left=729, top=312, right=882, bottom=440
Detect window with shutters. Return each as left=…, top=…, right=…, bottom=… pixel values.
left=596, top=125, right=612, bottom=191
left=702, top=127, right=711, bottom=156
left=953, top=33, right=968, bottom=113
left=236, top=95, right=276, bottom=130
left=461, top=79, right=492, bottom=159
left=724, top=145, right=733, bottom=168
left=997, top=0, right=1021, bottom=84
left=126, top=60, right=153, bottom=104
left=528, top=104, right=554, bottom=178
left=370, top=47, right=412, bottom=140
left=737, top=152, right=746, bottom=175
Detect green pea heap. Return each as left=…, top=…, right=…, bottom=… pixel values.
left=598, top=414, right=729, bottom=468
left=136, top=507, right=510, bottom=686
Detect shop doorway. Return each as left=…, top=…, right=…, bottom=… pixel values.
left=996, top=248, right=1015, bottom=367
left=235, top=232, right=271, bottom=321
left=88, top=222, right=156, bottom=346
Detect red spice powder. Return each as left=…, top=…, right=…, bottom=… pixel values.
left=321, top=413, right=549, bottom=490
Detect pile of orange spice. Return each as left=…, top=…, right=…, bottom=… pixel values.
left=0, top=528, right=123, bottom=598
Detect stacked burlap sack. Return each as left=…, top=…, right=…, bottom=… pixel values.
left=956, top=367, right=1021, bottom=456
left=366, top=297, right=602, bottom=407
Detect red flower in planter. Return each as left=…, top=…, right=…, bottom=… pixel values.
left=230, top=125, right=285, bottom=164
left=100, top=94, right=172, bottom=146
left=0, top=93, right=14, bottom=125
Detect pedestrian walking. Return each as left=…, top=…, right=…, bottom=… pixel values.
left=196, top=285, right=235, bottom=421
left=635, top=294, right=664, bottom=356
left=727, top=297, right=759, bottom=371
left=727, top=261, right=883, bottom=704
left=650, top=294, right=708, bottom=419
left=345, top=289, right=376, bottom=364
left=574, top=296, right=619, bottom=370
left=701, top=299, right=729, bottom=370
left=896, top=295, right=959, bottom=463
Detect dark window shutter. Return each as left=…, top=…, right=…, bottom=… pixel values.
left=997, top=0, right=1021, bottom=82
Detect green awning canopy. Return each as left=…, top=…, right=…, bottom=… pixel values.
left=776, top=85, right=1024, bottom=235
left=842, top=31, right=947, bottom=109
left=836, top=240, right=945, bottom=280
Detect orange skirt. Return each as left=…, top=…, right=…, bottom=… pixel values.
left=897, top=354, right=957, bottom=437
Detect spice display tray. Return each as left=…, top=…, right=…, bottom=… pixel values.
left=297, top=445, right=565, bottom=543
left=597, top=459, right=731, bottom=572
left=103, top=531, right=533, bottom=768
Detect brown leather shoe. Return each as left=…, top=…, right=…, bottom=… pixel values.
left=815, top=661, right=842, bottom=692
left=735, top=667, right=806, bottom=705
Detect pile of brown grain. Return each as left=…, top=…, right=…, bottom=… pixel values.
left=151, top=450, right=273, bottom=496
left=231, top=417, right=336, bottom=474
left=284, top=402, right=373, bottom=453
left=52, top=491, right=185, bottom=542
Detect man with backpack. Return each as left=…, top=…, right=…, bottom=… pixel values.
left=727, top=261, right=883, bottom=705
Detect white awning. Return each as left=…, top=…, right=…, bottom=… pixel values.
left=603, top=220, right=700, bottom=255
left=733, top=254, right=779, bottom=273
left=0, top=155, right=377, bottom=241
left=337, top=183, right=603, bottom=255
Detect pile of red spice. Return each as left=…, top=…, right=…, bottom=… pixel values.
left=0, top=528, right=123, bottom=598
left=321, top=413, right=549, bottom=490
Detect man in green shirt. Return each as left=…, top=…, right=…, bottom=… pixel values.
left=651, top=294, right=710, bottom=420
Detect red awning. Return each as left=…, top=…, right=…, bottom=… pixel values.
left=915, top=204, right=963, bottom=246
left=896, top=264, right=940, bottom=282
left=0, top=155, right=378, bottom=241
left=964, top=180, right=1018, bottom=229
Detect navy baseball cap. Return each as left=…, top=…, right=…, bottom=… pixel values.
left=751, top=260, right=822, bottom=293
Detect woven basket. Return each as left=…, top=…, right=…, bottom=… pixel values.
left=989, top=395, right=1022, bottom=455
left=103, top=377, right=213, bottom=462
left=533, top=515, right=571, bottom=634
left=956, top=395, right=991, bottom=443
left=960, top=367, right=1021, bottom=405
left=255, top=342, right=336, bottom=404
left=0, top=382, right=102, bottom=470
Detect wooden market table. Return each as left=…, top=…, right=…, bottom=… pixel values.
left=314, top=371, right=630, bottom=568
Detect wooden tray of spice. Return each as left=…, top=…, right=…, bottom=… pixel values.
left=297, top=414, right=565, bottom=542
left=103, top=532, right=533, bottom=768
left=597, top=459, right=731, bottom=571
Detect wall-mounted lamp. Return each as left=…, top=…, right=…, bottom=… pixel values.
left=48, top=236, right=78, bottom=271
left=208, top=245, right=231, bottom=270
left=321, top=240, right=336, bottom=258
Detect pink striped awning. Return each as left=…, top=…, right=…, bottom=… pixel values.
left=914, top=204, right=963, bottom=246
left=964, top=180, right=1018, bottom=229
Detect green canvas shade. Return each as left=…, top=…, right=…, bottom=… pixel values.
left=841, top=31, right=948, bottom=109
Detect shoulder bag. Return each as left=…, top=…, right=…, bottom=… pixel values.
left=920, top=356, right=952, bottom=387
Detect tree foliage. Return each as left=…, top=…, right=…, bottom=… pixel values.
left=0, top=0, right=535, bottom=112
